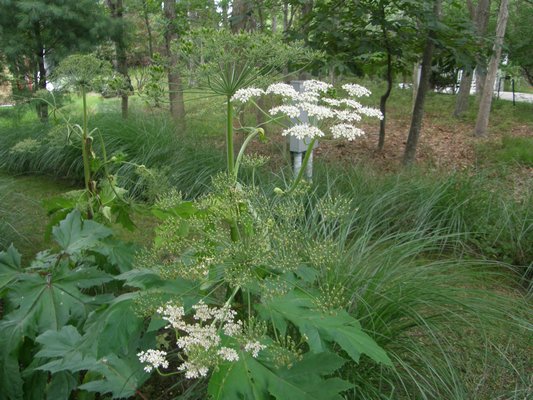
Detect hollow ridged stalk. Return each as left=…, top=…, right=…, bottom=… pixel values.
left=226, top=96, right=239, bottom=242
left=81, top=87, right=90, bottom=192
left=226, top=97, right=235, bottom=177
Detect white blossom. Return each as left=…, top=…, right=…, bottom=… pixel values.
left=231, top=87, right=264, bottom=103
left=244, top=341, right=266, bottom=358
left=334, top=109, right=362, bottom=122
left=281, top=124, right=325, bottom=140
left=322, top=98, right=342, bottom=107
left=342, top=83, right=372, bottom=97
left=269, top=105, right=301, bottom=119
left=331, top=124, right=365, bottom=141
left=137, top=349, right=169, bottom=373
left=342, top=99, right=363, bottom=109
left=178, top=362, right=210, bottom=379
left=300, top=103, right=336, bottom=120
left=303, top=80, right=333, bottom=93
left=218, top=347, right=240, bottom=362
left=192, top=300, right=212, bottom=322
left=266, top=83, right=299, bottom=98
left=157, top=303, right=186, bottom=330
left=358, top=106, right=384, bottom=120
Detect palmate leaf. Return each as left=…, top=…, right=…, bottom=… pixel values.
left=0, top=244, right=22, bottom=294
left=37, top=326, right=148, bottom=399
left=208, top=350, right=352, bottom=400
left=0, top=264, right=112, bottom=399
left=82, top=293, right=145, bottom=357
left=52, top=210, right=112, bottom=256
left=258, top=291, right=392, bottom=367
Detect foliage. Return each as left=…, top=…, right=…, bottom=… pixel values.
left=0, top=210, right=148, bottom=399
left=507, top=1, right=533, bottom=85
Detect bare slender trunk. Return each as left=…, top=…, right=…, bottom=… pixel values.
left=474, top=0, right=492, bottom=97
left=34, top=23, right=48, bottom=122
left=403, top=0, right=442, bottom=165
left=412, top=62, right=419, bottom=110
left=142, top=0, right=154, bottom=60
left=107, top=0, right=130, bottom=118
left=474, top=0, right=509, bottom=137
left=378, top=11, right=393, bottom=151
left=453, top=68, right=473, bottom=117
left=164, top=0, right=186, bottom=128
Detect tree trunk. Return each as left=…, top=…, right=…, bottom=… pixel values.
left=474, top=0, right=509, bottom=137
left=403, top=0, right=442, bottom=165
left=378, top=13, right=393, bottom=152
left=107, top=0, right=130, bottom=119
left=142, top=0, right=154, bottom=60
left=474, top=0, right=492, bottom=97
left=453, top=67, right=473, bottom=117
left=34, top=23, right=48, bottom=122
left=412, top=62, right=419, bottom=110
left=231, top=0, right=255, bottom=32
left=164, top=0, right=186, bottom=128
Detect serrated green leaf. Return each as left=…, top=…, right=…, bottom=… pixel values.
left=36, top=327, right=147, bottom=398
left=46, top=371, right=78, bottom=400
left=260, top=291, right=392, bottom=366
left=208, top=350, right=352, bottom=400
left=83, top=294, right=144, bottom=357
left=78, top=354, right=146, bottom=399
left=93, top=239, right=135, bottom=273
left=0, top=244, right=22, bottom=294
left=52, top=210, right=112, bottom=256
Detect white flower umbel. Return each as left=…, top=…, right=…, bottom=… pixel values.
left=218, top=347, right=240, bottom=362
left=300, top=103, right=336, bottom=120
left=303, top=79, right=333, bottom=93
left=266, top=83, right=299, bottom=99
left=342, top=83, right=372, bottom=97
left=148, top=300, right=264, bottom=380
left=334, top=109, right=362, bottom=122
left=331, top=124, right=365, bottom=141
left=244, top=341, right=267, bottom=358
left=359, top=106, right=384, bottom=120
left=269, top=105, right=301, bottom=119
left=157, top=303, right=186, bottom=330
left=231, top=87, right=265, bottom=103
left=281, top=124, right=325, bottom=140
left=178, top=362, right=210, bottom=379
left=137, top=349, right=169, bottom=373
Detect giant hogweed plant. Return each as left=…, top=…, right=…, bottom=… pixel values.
left=124, top=76, right=390, bottom=397
left=133, top=177, right=392, bottom=399
left=43, top=54, right=135, bottom=230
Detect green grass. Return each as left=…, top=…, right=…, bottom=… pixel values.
left=0, top=172, right=72, bottom=256
left=486, top=136, right=533, bottom=167
left=245, top=183, right=532, bottom=399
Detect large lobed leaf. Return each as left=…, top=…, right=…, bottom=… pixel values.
left=0, top=244, right=22, bottom=294
left=52, top=210, right=112, bottom=256
left=208, top=350, right=352, bottom=400
left=259, top=291, right=392, bottom=367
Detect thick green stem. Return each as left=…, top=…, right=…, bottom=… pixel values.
left=288, top=137, right=316, bottom=194
left=81, top=87, right=95, bottom=219
left=226, top=97, right=235, bottom=177
left=81, top=87, right=91, bottom=193
left=233, top=128, right=260, bottom=180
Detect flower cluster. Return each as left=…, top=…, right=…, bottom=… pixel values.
left=137, top=349, right=169, bottom=373
left=138, top=300, right=266, bottom=379
left=231, top=79, right=382, bottom=141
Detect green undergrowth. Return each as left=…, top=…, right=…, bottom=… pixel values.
left=0, top=107, right=225, bottom=199
left=477, top=135, right=533, bottom=167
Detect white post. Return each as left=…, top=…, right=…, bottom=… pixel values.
left=289, top=80, right=317, bottom=181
